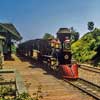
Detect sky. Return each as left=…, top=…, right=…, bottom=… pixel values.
left=0, top=0, right=100, bottom=41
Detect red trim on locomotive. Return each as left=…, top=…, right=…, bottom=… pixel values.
left=60, top=64, right=78, bottom=79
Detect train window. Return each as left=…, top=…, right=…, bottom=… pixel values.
left=63, top=37, right=71, bottom=49
left=63, top=39, right=71, bottom=50
left=63, top=42, right=70, bottom=49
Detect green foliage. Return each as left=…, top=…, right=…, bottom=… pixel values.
left=70, top=27, right=79, bottom=43
left=88, top=21, right=94, bottom=31
left=0, top=92, right=36, bottom=100
left=71, top=32, right=79, bottom=43
left=15, top=93, right=33, bottom=100
left=71, top=28, right=100, bottom=63
left=0, top=85, right=15, bottom=100
left=0, top=84, right=43, bottom=100
left=11, top=44, right=16, bottom=54
left=43, top=33, right=54, bottom=39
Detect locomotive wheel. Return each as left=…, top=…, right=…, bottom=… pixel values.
left=50, top=61, right=59, bottom=71
left=56, top=66, right=64, bottom=78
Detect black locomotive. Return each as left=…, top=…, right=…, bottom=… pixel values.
left=18, top=28, right=78, bottom=79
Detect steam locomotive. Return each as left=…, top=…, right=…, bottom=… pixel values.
left=18, top=28, right=78, bottom=79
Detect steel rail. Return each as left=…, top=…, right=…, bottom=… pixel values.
left=79, top=64, right=100, bottom=73
left=64, top=78, right=100, bottom=100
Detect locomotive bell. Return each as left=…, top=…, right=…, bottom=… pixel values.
left=56, top=28, right=71, bottom=43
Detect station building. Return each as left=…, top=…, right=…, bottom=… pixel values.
left=0, top=23, right=22, bottom=67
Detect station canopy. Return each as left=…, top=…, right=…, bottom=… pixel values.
left=0, top=23, right=22, bottom=41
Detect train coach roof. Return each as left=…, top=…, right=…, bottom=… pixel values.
left=21, top=39, right=48, bottom=44
left=19, top=39, right=50, bottom=46
left=0, top=23, right=22, bottom=41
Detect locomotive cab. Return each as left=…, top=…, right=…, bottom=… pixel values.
left=57, top=28, right=72, bottom=65
left=57, top=28, right=78, bottom=79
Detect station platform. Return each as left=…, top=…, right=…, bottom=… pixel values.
left=3, top=54, right=94, bottom=100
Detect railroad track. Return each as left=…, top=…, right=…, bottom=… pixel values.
left=36, top=62, right=100, bottom=99
left=79, top=64, right=100, bottom=73
left=17, top=56, right=100, bottom=99
left=63, top=78, right=100, bottom=100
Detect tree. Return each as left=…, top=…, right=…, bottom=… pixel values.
left=71, top=28, right=100, bottom=64
left=43, top=33, right=54, bottom=39
left=88, top=21, right=94, bottom=31
left=70, top=27, right=79, bottom=43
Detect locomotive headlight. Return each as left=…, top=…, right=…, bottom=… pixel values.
left=64, top=55, right=69, bottom=59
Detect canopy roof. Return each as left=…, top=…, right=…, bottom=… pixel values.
left=0, top=23, right=22, bottom=41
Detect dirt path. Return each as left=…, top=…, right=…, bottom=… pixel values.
left=3, top=54, right=94, bottom=100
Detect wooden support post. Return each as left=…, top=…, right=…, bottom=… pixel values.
left=0, top=40, right=4, bottom=69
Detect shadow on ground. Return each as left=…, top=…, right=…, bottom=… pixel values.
left=17, top=54, right=62, bottom=80
left=4, top=57, right=15, bottom=61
